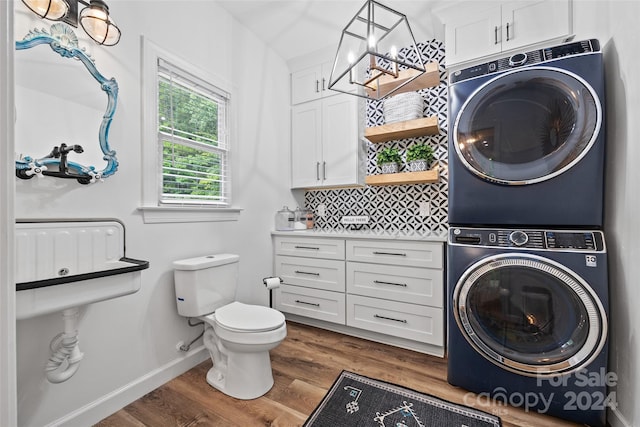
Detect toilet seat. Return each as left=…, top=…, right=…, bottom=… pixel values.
left=215, top=301, right=285, bottom=333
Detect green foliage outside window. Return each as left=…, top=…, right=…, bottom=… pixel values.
left=158, top=78, right=226, bottom=202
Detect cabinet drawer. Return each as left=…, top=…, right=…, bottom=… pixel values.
left=346, top=240, right=442, bottom=268
left=275, top=284, right=345, bottom=324
left=274, top=236, right=345, bottom=260
left=346, top=295, right=443, bottom=345
left=275, top=256, right=345, bottom=292
left=346, top=262, right=443, bottom=307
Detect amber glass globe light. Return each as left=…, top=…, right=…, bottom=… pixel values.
left=79, top=0, right=121, bottom=46
left=21, top=0, right=68, bottom=20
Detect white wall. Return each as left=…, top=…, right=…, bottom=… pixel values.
left=0, top=1, right=17, bottom=425
left=13, top=2, right=294, bottom=426
left=573, top=2, right=640, bottom=426
left=11, top=1, right=640, bottom=426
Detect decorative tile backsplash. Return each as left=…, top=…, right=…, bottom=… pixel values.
left=305, top=40, right=449, bottom=233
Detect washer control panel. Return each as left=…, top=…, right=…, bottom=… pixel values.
left=450, top=227, right=604, bottom=251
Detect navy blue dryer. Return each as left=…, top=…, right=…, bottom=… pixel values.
left=448, top=39, right=605, bottom=227
left=447, top=227, right=610, bottom=426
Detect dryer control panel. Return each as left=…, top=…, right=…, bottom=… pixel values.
left=450, top=227, right=604, bottom=252
left=450, top=39, right=601, bottom=84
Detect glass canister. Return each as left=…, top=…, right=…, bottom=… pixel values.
left=293, top=207, right=307, bottom=230
left=275, top=206, right=295, bottom=231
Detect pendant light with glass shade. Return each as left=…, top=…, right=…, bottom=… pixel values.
left=21, top=0, right=68, bottom=20
left=21, top=0, right=121, bottom=46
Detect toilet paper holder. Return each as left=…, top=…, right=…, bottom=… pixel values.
left=263, top=276, right=283, bottom=308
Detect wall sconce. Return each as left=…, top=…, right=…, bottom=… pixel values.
left=21, top=0, right=121, bottom=46
left=328, top=0, right=425, bottom=100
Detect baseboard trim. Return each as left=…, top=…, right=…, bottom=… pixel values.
left=46, top=345, right=208, bottom=427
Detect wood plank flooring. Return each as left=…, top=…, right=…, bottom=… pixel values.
left=96, top=322, right=581, bottom=427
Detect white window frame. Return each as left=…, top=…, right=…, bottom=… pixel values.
left=140, top=37, right=241, bottom=223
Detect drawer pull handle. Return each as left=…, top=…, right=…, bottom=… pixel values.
left=374, top=280, right=407, bottom=287
left=295, top=245, right=320, bottom=250
left=295, top=300, right=320, bottom=307
left=373, top=251, right=407, bottom=257
left=374, top=314, right=407, bottom=323
left=295, top=270, right=320, bottom=276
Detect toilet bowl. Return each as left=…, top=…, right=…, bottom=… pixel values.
left=200, top=302, right=286, bottom=399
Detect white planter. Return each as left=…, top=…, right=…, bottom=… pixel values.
left=380, top=162, right=399, bottom=174
left=408, top=159, right=429, bottom=172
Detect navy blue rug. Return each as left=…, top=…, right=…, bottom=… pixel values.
left=304, top=371, right=501, bottom=427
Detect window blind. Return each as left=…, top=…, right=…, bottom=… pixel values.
left=157, top=58, right=230, bottom=205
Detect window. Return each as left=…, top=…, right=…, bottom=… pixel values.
left=158, top=59, right=229, bottom=205
left=141, top=38, right=240, bottom=223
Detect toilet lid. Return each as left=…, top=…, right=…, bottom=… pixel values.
left=215, top=302, right=285, bottom=332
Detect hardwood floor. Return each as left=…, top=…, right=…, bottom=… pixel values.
left=96, top=322, right=581, bottom=427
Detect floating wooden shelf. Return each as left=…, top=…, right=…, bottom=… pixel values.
left=365, top=116, right=440, bottom=144
left=365, top=167, right=439, bottom=186
left=365, top=61, right=440, bottom=97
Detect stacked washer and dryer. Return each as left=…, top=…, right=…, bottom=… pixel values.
left=446, top=39, right=610, bottom=426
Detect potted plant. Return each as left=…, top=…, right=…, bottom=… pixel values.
left=377, top=147, right=402, bottom=174
left=406, top=143, right=434, bottom=172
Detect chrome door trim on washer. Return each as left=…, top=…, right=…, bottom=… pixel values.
left=453, top=253, right=608, bottom=377
left=453, top=66, right=602, bottom=186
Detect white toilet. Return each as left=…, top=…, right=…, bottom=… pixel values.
left=173, top=254, right=287, bottom=400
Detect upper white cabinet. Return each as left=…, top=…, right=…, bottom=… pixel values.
left=439, top=0, right=572, bottom=67
left=291, top=61, right=335, bottom=105
left=291, top=94, right=364, bottom=189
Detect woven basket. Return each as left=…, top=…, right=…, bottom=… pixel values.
left=383, top=92, right=424, bottom=124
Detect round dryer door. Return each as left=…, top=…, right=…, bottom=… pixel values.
left=453, top=253, right=607, bottom=377
left=453, top=67, right=601, bottom=185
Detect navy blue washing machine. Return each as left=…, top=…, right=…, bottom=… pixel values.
left=448, top=39, right=605, bottom=227
left=447, top=227, right=610, bottom=426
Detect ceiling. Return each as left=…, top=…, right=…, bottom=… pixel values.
left=215, top=0, right=443, bottom=63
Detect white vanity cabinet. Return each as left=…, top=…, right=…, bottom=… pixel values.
left=272, top=233, right=445, bottom=356
left=439, top=0, right=572, bottom=67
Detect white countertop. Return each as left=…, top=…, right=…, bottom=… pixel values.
left=271, top=228, right=448, bottom=242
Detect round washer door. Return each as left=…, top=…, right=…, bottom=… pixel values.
left=453, top=67, right=601, bottom=185
left=453, top=253, right=607, bottom=377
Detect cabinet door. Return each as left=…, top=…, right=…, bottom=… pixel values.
left=321, top=94, right=361, bottom=187
left=275, top=284, right=346, bottom=324
left=291, top=65, right=322, bottom=105
left=444, top=4, right=502, bottom=66
left=502, top=0, right=571, bottom=51
left=319, top=60, right=334, bottom=97
left=346, top=294, right=444, bottom=345
left=274, top=236, right=345, bottom=259
left=346, top=262, right=443, bottom=307
left=276, top=256, right=346, bottom=292
left=291, top=101, right=322, bottom=188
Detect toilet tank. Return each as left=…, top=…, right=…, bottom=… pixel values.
left=173, top=254, right=239, bottom=317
